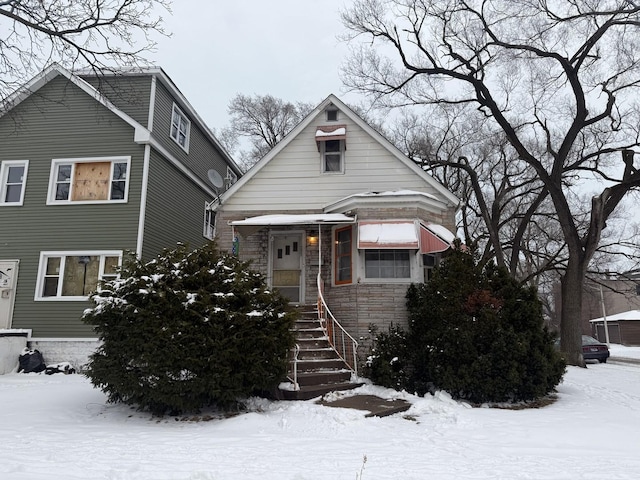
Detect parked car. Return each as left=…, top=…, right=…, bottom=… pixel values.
left=582, top=335, right=610, bottom=363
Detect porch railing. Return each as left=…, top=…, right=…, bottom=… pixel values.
left=316, top=273, right=359, bottom=376
left=287, top=343, right=300, bottom=391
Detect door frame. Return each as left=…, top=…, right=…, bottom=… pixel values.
left=0, top=259, right=20, bottom=329
left=268, top=230, right=306, bottom=304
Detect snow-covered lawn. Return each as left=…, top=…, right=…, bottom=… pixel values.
left=2, top=349, right=640, bottom=480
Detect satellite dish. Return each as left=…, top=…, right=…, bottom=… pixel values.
left=207, top=169, right=224, bottom=189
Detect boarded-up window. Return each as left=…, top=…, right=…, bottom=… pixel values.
left=50, top=158, right=129, bottom=203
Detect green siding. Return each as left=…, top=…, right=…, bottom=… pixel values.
left=81, top=74, right=152, bottom=127
left=151, top=82, right=232, bottom=186
left=0, top=75, right=144, bottom=337
left=141, top=149, right=213, bottom=259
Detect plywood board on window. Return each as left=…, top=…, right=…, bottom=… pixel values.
left=72, top=162, right=110, bottom=201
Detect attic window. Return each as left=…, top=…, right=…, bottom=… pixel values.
left=170, top=103, right=190, bottom=151
left=316, top=125, right=347, bottom=174
left=326, top=107, right=338, bottom=121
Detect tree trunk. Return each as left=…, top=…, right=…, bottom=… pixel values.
left=560, top=262, right=586, bottom=367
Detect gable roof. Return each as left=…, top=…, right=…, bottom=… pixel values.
left=0, top=63, right=148, bottom=137
left=219, top=94, right=459, bottom=208
left=0, top=64, right=241, bottom=177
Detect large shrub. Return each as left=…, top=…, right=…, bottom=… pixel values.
left=83, top=242, right=296, bottom=415
left=367, top=245, right=565, bottom=404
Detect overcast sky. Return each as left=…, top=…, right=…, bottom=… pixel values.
left=149, top=0, right=360, bottom=133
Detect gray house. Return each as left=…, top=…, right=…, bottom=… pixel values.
left=0, top=64, right=241, bottom=366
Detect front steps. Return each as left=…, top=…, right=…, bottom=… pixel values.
left=279, top=306, right=362, bottom=400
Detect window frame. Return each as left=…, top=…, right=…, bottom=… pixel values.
left=203, top=202, right=216, bottom=240
left=34, top=251, right=122, bottom=301
left=357, top=248, right=420, bottom=284
left=225, top=166, right=238, bottom=189
left=46, top=157, right=131, bottom=205
left=170, top=103, right=191, bottom=152
left=334, top=226, right=353, bottom=285
left=321, top=139, right=345, bottom=174
left=0, top=160, right=29, bottom=206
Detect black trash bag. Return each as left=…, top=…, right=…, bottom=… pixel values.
left=18, top=348, right=46, bottom=373
left=45, top=362, right=76, bottom=375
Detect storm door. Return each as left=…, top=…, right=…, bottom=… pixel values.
left=270, top=233, right=304, bottom=303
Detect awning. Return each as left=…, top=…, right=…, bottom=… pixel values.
left=420, top=223, right=455, bottom=254
left=230, top=213, right=355, bottom=237
left=357, top=221, right=419, bottom=249
left=315, top=124, right=347, bottom=149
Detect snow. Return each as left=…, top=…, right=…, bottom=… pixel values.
left=231, top=213, right=355, bottom=226
left=2, top=350, right=640, bottom=479
left=315, top=127, right=346, bottom=137
left=425, top=223, right=457, bottom=243
left=589, top=309, right=640, bottom=322
left=358, top=221, right=418, bottom=246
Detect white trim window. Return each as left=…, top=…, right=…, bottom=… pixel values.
left=203, top=202, right=216, bottom=240
left=225, top=166, right=238, bottom=189
left=0, top=160, right=29, bottom=205
left=170, top=103, right=190, bottom=151
left=35, top=251, right=122, bottom=300
left=47, top=157, right=130, bottom=205
left=322, top=139, right=344, bottom=173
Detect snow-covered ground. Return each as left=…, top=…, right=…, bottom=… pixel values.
left=1, top=347, right=640, bottom=480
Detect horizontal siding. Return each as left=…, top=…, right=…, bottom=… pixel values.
left=223, top=112, right=444, bottom=211
left=151, top=82, right=231, bottom=188
left=0, top=75, right=144, bottom=338
left=141, top=149, right=212, bottom=259
left=81, top=74, right=152, bottom=127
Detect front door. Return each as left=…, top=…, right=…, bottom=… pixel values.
left=270, top=233, right=304, bottom=303
left=0, top=260, right=19, bottom=329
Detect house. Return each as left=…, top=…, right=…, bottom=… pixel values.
left=213, top=94, right=459, bottom=374
left=0, top=64, right=241, bottom=367
left=590, top=310, right=640, bottom=346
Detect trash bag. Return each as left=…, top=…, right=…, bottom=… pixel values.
left=18, top=348, right=46, bottom=373
left=45, top=362, right=76, bottom=375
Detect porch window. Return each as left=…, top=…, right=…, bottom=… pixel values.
left=335, top=226, right=352, bottom=284
left=364, top=249, right=411, bottom=279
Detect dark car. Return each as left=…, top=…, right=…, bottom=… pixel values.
left=582, top=335, right=610, bottom=363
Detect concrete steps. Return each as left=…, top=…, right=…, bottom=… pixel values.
left=279, top=305, right=361, bottom=400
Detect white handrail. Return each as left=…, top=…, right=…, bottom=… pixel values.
left=287, top=343, right=300, bottom=391
left=316, top=273, right=359, bottom=376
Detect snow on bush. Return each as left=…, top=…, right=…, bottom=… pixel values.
left=82, top=242, right=296, bottom=415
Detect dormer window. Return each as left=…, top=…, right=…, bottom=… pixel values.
left=170, top=104, right=190, bottom=151
left=316, top=124, right=347, bottom=174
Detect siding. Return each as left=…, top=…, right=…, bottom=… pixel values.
left=81, top=74, right=152, bottom=127
left=0, top=75, right=144, bottom=337
left=223, top=112, right=449, bottom=212
left=150, top=81, right=230, bottom=188
left=141, top=149, right=213, bottom=259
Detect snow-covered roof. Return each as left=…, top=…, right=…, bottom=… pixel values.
left=231, top=213, right=355, bottom=226
left=590, top=310, right=640, bottom=322
left=424, top=223, right=456, bottom=243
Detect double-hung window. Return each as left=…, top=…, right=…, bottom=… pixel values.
left=36, top=251, right=122, bottom=300
left=0, top=160, right=29, bottom=205
left=225, top=166, right=238, bottom=189
left=48, top=157, right=130, bottom=204
left=364, top=250, right=411, bottom=279
left=203, top=203, right=216, bottom=240
left=316, top=124, right=346, bottom=174
left=170, top=104, right=190, bottom=151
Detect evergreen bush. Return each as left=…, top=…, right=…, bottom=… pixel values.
left=83, top=242, right=296, bottom=415
left=363, top=324, right=411, bottom=390
left=367, top=245, right=565, bottom=404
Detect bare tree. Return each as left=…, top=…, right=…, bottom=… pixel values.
left=0, top=0, right=170, bottom=99
left=223, top=94, right=314, bottom=170
left=342, top=0, right=640, bottom=365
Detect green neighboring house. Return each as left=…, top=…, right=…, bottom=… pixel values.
left=0, top=64, right=241, bottom=367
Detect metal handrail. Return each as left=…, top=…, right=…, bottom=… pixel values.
left=286, top=343, right=300, bottom=391
left=316, top=273, right=359, bottom=376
